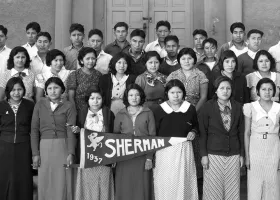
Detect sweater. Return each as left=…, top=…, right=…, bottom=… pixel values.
left=199, top=99, right=245, bottom=157
left=98, top=73, right=136, bottom=108
left=209, top=70, right=250, bottom=104
left=158, top=60, right=180, bottom=76
left=0, top=99, right=34, bottom=143
left=31, top=98, right=77, bottom=156
left=114, top=106, right=156, bottom=159
left=237, top=52, right=254, bottom=76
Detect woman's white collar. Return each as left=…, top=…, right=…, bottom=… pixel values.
left=160, top=101, right=191, bottom=114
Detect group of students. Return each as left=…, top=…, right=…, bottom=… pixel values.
left=0, top=19, right=280, bottom=200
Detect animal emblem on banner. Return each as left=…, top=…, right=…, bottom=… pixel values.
left=87, top=132, right=104, bottom=151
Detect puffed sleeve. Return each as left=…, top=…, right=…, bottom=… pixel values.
left=275, top=73, right=280, bottom=87
left=66, top=71, right=77, bottom=90
left=243, top=103, right=252, bottom=118
left=198, top=70, right=209, bottom=84
left=135, top=74, right=146, bottom=90
left=35, top=73, right=45, bottom=89
left=0, top=71, right=9, bottom=88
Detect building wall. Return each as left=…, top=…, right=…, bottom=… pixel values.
left=243, top=0, right=280, bottom=50
left=0, top=0, right=55, bottom=49
left=1, top=0, right=280, bottom=51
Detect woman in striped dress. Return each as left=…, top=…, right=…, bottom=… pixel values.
left=244, top=78, right=280, bottom=200
left=199, top=76, right=244, bottom=200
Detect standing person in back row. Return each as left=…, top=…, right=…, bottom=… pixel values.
left=217, top=22, right=248, bottom=59
left=22, top=22, right=41, bottom=57
left=63, top=23, right=85, bottom=70
left=237, top=29, right=263, bottom=76
left=192, top=29, right=208, bottom=62
left=145, top=20, right=171, bottom=58
left=127, top=29, right=147, bottom=76
left=87, top=29, right=112, bottom=74
left=158, top=35, right=181, bottom=76
left=104, top=22, right=130, bottom=57
left=0, top=25, right=11, bottom=74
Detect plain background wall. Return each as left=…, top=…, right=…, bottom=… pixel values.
left=0, top=0, right=55, bottom=49
left=243, top=0, right=280, bottom=50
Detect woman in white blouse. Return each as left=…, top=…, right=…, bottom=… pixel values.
left=35, top=49, right=73, bottom=102
left=246, top=50, right=280, bottom=102
left=244, top=78, right=280, bottom=200
left=99, top=52, right=136, bottom=115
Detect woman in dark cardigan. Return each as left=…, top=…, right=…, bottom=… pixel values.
left=71, top=87, right=115, bottom=200
left=0, top=77, right=34, bottom=200
left=99, top=52, right=136, bottom=115
left=209, top=50, right=250, bottom=103
left=199, top=76, right=244, bottom=200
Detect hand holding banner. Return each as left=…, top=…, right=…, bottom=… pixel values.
left=79, top=128, right=188, bottom=168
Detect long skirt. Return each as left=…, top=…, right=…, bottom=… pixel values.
left=115, top=155, right=153, bottom=200
left=74, top=166, right=114, bottom=200
left=38, top=138, right=73, bottom=200
left=0, top=140, right=33, bottom=200
left=153, top=141, right=198, bottom=200
left=248, top=133, right=280, bottom=200
left=203, top=154, right=240, bottom=200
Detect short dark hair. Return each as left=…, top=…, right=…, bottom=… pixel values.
left=247, top=29, right=264, bottom=38
left=36, top=32, right=52, bottom=42
left=88, top=29, right=103, bottom=40
left=5, top=77, right=26, bottom=100
left=0, top=25, right=8, bottom=36
left=84, top=86, right=105, bottom=107
left=7, top=46, right=31, bottom=70
left=164, top=35, right=179, bottom=45
left=78, top=47, right=97, bottom=67
left=123, top=84, right=146, bottom=107
left=114, top=22, right=129, bottom=31
left=45, top=77, right=65, bottom=95
left=109, top=52, right=131, bottom=75
left=26, top=22, right=41, bottom=33
left=212, top=76, right=233, bottom=99
left=230, top=22, right=245, bottom=33
left=69, top=23, right=84, bottom=34
left=130, top=29, right=146, bottom=39
left=192, top=29, right=208, bottom=38
left=202, top=38, right=217, bottom=49
left=156, top=21, right=171, bottom=31
left=253, top=50, right=275, bottom=71
left=164, top=79, right=186, bottom=100
left=218, top=50, right=238, bottom=71
left=46, top=49, right=66, bottom=67
left=143, top=51, right=162, bottom=65
left=256, top=77, right=276, bottom=97
left=177, top=48, right=197, bottom=65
